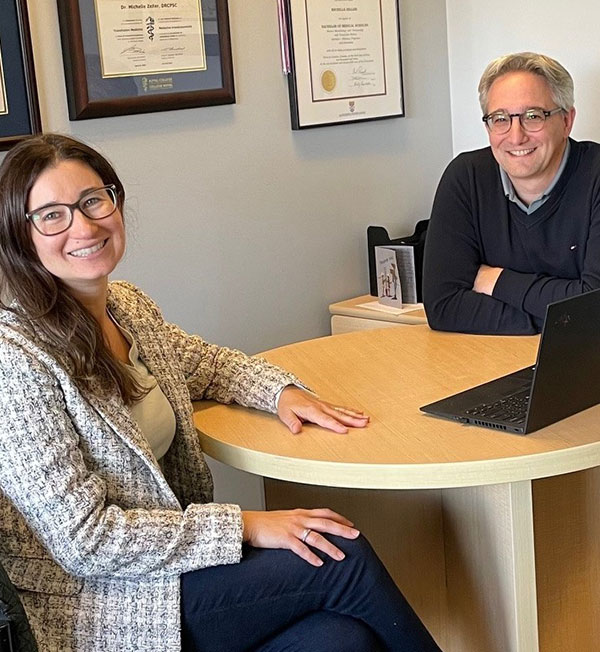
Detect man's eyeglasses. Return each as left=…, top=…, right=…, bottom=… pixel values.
left=482, top=107, right=564, bottom=135
left=26, top=185, right=119, bottom=236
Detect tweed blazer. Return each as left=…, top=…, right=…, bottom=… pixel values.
left=0, top=281, right=299, bottom=651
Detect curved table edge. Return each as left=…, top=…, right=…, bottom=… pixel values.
left=197, top=429, right=600, bottom=489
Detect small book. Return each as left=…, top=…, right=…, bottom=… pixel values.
left=375, top=245, right=418, bottom=307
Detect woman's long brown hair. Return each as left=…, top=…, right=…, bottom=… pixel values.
left=0, top=134, right=146, bottom=405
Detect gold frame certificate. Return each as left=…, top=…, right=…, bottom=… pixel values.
left=0, top=42, right=7, bottom=116
left=94, top=0, right=207, bottom=79
left=285, top=0, right=403, bottom=129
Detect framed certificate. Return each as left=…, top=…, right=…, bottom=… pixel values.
left=0, top=0, right=41, bottom=150
left=284, top=0, right=404, bottom=129
left=57, top=0, right=235, bottom=120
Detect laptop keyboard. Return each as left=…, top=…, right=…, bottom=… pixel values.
left=464, top=389, right=531, bottom=424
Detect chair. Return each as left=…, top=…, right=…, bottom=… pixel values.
left=0, top=561, right=37, bottom=652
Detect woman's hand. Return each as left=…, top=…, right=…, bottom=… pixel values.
left=277, top=386, right=369, bottom=434
left=242, top=508, right=360, bottom=566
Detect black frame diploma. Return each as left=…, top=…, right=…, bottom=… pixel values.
left=57, top=0, right=235, bottom=120
left=284, top=0, right=404, bottom=129
left=0, top=0, right=41, bottom=151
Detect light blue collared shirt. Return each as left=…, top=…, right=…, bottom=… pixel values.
left=500, top=140, right=571, bottom=214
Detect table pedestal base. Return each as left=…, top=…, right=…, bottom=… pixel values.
left=265, top=472, right=599, bottom=652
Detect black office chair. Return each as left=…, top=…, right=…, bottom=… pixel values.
left=0, top=561, right=37, bottom=652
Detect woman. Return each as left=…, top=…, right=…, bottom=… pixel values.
left=0, top=134, right=441, bottom=651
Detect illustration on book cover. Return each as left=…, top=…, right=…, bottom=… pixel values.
left=375, top=245, right=417, bottom=307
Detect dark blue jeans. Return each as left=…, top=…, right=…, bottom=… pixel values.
left=181, top=534, right=441, bottom=652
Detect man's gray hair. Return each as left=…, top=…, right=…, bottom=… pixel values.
left=478, top=52, right=574, bottom=114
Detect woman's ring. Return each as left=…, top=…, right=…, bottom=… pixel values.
left=301, top=528, right=312, bottom=543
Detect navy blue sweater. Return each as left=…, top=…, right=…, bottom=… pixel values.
left=423, top=139, right=600, bottom=334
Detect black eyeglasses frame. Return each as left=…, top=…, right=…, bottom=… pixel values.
left=26, top=184, right=119, bottom=236
left=482, top=107, right=564, bottom=134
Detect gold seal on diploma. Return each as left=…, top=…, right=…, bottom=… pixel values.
left=321, top=70, right=336, bottom=93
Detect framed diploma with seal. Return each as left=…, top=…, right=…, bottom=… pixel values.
left=57, top=0, right=235, bottom=120
left=282, top=0, right=404, bottom=129
left=0, top=0, right=41, bottom=150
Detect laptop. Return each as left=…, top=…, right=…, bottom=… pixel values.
left=420, top=289, right=600, bottom=434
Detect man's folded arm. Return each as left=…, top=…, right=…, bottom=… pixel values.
left=423, top=161, right=536, bottom=334
left=494, top=192, right=600, bottom=320
left=493, top=266, right=600, bottom=322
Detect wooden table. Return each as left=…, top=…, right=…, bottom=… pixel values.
left=193, top=325, right=600, bottom=652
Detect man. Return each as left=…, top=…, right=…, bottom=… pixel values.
left=423, top=52, right=600, bottom=334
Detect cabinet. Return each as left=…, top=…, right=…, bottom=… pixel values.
left=329, top=294, right=427, bottom=334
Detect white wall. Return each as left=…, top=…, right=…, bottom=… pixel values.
left=446, top=0, right=600, bottom=156
left=10, top=0, right=452, bottom=507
